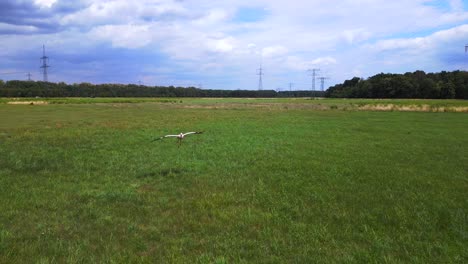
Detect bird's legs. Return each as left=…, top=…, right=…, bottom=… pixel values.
left=177, top=138, right=182, bottom=148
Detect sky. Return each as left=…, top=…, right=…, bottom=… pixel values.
left=0, top=0, right=468, bottom=90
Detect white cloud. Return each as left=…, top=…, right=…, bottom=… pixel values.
left=285, top=56, right=337, bottom=71
left=193, top=8, right=231, bottom=26
left=262, top=45, right=288, bottom=58
left=88, top=24, right=152, bottom=49
left=342, top=28, right=372, bottom=45
left=34, top=0, right=57, bottom=8
left=371, top=24, right=468, bottom=53
left=60, top=0, right=188, bottom=26
left=61, top=1, right=134, bottom=26
left=312, top=57, right=338, bottom=65
left=371, top=37, right=430, bottom=52
left=211, top=37, right=236, bottom=53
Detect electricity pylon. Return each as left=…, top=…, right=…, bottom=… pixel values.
left=318, top=77, right=330, bottom=91
left=307, top=68, right=320, bottom=91
left=40, top=45, right=50, bottom=82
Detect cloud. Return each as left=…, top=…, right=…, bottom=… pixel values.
left=210, top=37, right=236, bottom=53
left=60, top=0, right=189, bottom=27
left=371, top=24, right=468, bottom=53
left=193, top=8, right=230, bottom=26
left=60, top=1, right=137, bottom=26
left=33, top=0, right=57, bottom=9
left=0, top=22, right=39, bottom=34
left=1, top=0, right=467, bottom=89
left=88, top=24, right=153, bottom=49
left=262, top=45, right=288, bottom=58
left=0, top=0, right=86, bottom=34
left=342, top=28, right=372, bottom=45
left=286, top=56, right=337, bottom=71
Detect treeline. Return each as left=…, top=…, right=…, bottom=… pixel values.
left=0, top=80, right=324, bottom=98
left=5, top=70, right=466, bottom=99
left=326, top=70, right=468, bottom=99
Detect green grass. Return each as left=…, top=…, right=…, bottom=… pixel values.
left=0, top=100, right=467, bottom=263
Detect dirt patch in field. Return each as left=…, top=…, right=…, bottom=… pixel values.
left=7, top=101, right=48, bottom=105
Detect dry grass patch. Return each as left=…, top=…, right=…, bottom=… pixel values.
left=7, top=101, right=48, bottom=105
left=358, top=104, right=468, bottom=112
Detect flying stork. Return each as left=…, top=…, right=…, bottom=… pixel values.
left=153, top=131, right=203, bottom=147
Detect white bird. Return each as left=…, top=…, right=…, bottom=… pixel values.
left=153, top=131, right=203, bottom=147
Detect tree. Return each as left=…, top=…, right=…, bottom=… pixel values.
left=440, top=82, right=456, bottom=99
left=324, top=70, right=468, bottom=99
left=419, top=78, right=437, bottom=98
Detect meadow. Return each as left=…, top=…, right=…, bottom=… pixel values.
left=0, top=98, right=467, bottom=263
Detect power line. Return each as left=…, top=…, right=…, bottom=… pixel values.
left=40, top=44, right=50, bottom=82
left=0, top=71, right=31, bottom=81
left=0, top=71, right=27, bottom=75
left=307, top=68, right=320, bottom=91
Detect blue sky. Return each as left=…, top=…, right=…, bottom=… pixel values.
left=1, top=0, right=468, bottom=90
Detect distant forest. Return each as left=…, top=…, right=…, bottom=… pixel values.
left=326, top=70, right=468, bottom=99
left=1, top=70, right=467, bottom=99
left=0, top=80, right=323, bottom=98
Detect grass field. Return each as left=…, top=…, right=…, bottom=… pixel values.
left=0, top=98, right=467, bottom=263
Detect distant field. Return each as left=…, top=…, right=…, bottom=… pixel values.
left=2, top=97, right=468, bottom=112
left=0, top=99, right=467, bottom=263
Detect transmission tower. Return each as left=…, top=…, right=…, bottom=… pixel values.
left=289, top=82, right=294, bottom=97
left=40, top=45, right=50, bottom=82
left=307, top=68, right=320, bottom=91
left=257, top=66, right=264, bottom=90
left=27, top=72, right=32, bottom=81
left=318, top=77, right=330, bottom=91
left=465, top=44, right=468, bottom=71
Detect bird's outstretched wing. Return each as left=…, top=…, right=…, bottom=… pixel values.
left=182, top=131, right=203, bottom=136
left=151, top=134, right=179, bottom=141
